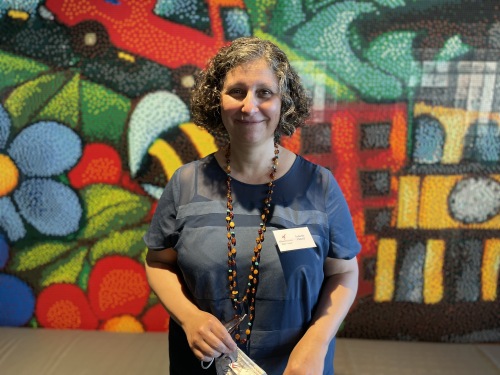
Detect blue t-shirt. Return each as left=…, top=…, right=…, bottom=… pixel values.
left=144, top=154, right=360, bottom=375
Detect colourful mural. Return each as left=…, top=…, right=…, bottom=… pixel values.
left=0, top=0, right=498, bottom=342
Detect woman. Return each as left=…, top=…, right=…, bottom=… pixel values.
left=144, top=36, right=360, bottom=375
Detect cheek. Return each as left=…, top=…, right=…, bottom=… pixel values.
left=265, top=102, right=282, bottom=120
left=221, top=96, right=239, bottom=112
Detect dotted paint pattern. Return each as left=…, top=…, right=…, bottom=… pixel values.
left=0, top=0, right=498, bottom=342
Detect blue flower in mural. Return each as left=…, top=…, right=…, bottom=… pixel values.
left=0, top=104, right=83, bottom=242
left=0, top=234, right=35, bottom=326
left=0, top=234, right=8, bottom=269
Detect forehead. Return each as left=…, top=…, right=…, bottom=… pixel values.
left=223, top=58, right=278, bottom=86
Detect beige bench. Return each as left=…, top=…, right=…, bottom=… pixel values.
left=1, top=327, right=499, bottom=375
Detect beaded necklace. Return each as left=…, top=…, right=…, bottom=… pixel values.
left=225, top=143, right=279, bottom=345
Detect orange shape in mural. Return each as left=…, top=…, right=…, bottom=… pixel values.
left=101, top=314, right=144, bottom=332
left=88, top=256, right=150, bottom=320
left=142, top=303, right=170, bottom=332
left=68, top=143, right=122, bottom=188
left=36, top=283, right=99, bottom=329
left=0, top=154, right=19, bottom=196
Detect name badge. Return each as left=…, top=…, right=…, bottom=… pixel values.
left=273, top=227, right=317, bottom=252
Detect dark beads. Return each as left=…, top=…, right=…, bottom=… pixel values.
left=225, top=143, right=279, bottom=344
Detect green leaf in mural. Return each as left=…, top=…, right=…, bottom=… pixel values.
left=305, top=0, right=344, bottom=13
left=371, top=0, right=406, bottom=8
left=34, top=72, right=81, bottom=129
left=89, top=224, right=149, bottom=265
left=0, top=50, right=48, bottom=93
left=139, top=246, right=148, bottom=265
left=269, top=0, right=305, bottom=35
left=292, top=2, right=403, bottom=101
left=243, top=0, right=278, bottom=31
left=40, top=246, right=88, bottom=287
left=79, top=184, right=151, bottom=240
left=77, top=258, right=92, bottom=291
left=435, top=35, right=471, bottom=61
left=147, top=290, right=159, bottom=308
left=8, top=240, right=79, bottom=272
left=365, top=31, right=422, bottom=90
left=81, top=80, right=130, bottom=148
left=255, top=30, right=357, bottom=101
left=3, top=70, right=74, bottom=131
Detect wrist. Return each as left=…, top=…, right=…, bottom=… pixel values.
left=301, top=327, right=332, bottom=350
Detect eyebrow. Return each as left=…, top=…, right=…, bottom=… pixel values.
left=223, top=81, right=278, bottom=90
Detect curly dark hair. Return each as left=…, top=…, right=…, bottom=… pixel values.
left=190, top=36, right=311, bottom=143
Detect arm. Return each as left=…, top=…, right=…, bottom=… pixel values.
left=145, top=248, right=237, bottom=361
left=283, top=256, right=359, bottom=375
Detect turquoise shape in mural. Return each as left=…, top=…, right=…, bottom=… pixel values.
left=435, top=35, right=471, bottom=61
left=365, top=31, right=422, bottom=92
left=292, top=1, right=403, bottom=101
left=127, top=91, right=190, bottom=187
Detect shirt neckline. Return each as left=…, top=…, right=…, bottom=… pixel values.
left=208, top=153, right=302, bottom=186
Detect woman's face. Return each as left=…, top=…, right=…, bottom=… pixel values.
left=220, top=58, right=281, bottom=146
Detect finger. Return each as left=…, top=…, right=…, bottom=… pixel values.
left=209, top=323, right=238, bottom=352
left=192, top=339, right=223, bottom=360
left=202, top=333, right=232, bottom=355
left=193, top=346, right=221, bottom=362
left=220, top=331, right=238, bottom=351
left=191, top=326, right=232, bottom=355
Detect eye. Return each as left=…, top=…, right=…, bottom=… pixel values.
left=258, top=89, right=274, bottom=98
left=227, top=88, right=245, bottom=98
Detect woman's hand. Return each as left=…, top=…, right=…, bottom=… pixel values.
left=145, top=248, right=237, bottom=362
left=183, top=310, right=238, bottom=362
left=283, top=335, right=327, bottom=375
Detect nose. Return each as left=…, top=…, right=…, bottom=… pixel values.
left=241, top=92, right=258, bottom=115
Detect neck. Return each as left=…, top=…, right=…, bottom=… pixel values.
left=225, top=141, right=278, bottom=184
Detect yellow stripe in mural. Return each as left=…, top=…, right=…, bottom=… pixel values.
left=8, top=10, right=29, bottom=21
left=117, top=51, right=136, bottom=63
left=482, top=239, right=500, bottom=301
left=374, top=238, right=397, bottom=302
left=419, top=175, right=500, bottom=229
left=148, top=139, right=183, bottom=180
left=423, top=239, right=445, bottom=304
left=180, top=123, right=218, bottom=157
left=396, top=176, right=420, bottom=229
left=414, top=102, right=500, bottom=164
left=414, top=103, right=468, bottom=164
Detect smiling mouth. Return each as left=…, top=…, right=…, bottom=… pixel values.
left=238, top=119, right=263, bottom=124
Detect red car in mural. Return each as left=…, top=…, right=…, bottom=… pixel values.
left=44, top=0, right=250, bottom=69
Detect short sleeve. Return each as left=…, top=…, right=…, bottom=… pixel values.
left=143, top=172, right=180, bottom=251
left=325, top=172, right=361, bottom=259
